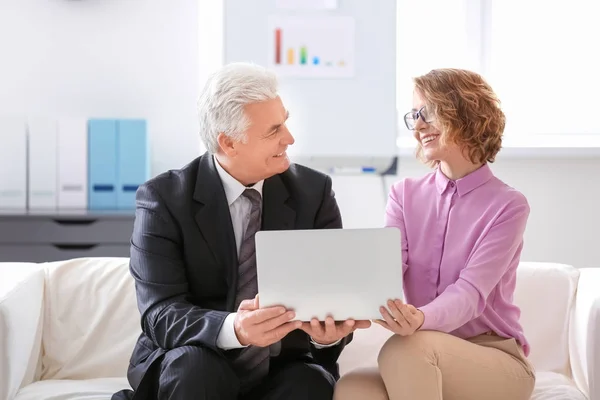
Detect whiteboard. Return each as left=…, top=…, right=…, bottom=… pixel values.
left=223, top=0, right=397, bottom=170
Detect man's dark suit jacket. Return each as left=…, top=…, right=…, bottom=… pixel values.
left=120, top=152, right=351, bottom=399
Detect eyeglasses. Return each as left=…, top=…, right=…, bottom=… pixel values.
left=403, top=106, right=434, bottom=130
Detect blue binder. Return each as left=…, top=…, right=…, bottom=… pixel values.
left=88, top=119, right=118, bottom=210
left=117, top=119, right=149, bottom=209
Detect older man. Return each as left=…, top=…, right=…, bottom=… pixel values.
left=112, top=62, right=369, bottom=400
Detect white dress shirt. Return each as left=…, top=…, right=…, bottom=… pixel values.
left=213, top=156, right=338, bottom=349
left=214, top=156, right=264, bottom=349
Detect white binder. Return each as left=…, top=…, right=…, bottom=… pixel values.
left=28, top=117, right=58, bottom=209
left=57, top=118, right=88, bottom=209
left=0, top=117, right=27, bottom=209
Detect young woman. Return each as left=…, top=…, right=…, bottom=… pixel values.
left=334, top=69, right=535, bottom=400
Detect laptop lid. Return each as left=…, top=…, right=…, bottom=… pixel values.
left=255, top=227, right=404, bottom=321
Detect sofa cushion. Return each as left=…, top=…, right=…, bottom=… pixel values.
left=514, top=262, right=580, bottom=376
left=531, top=371, right=587, bottom=400
left=40, top=258, right=141, bottom=380
left=35, top=257, right=582, bottom=384
left=0, top=263, right=45, bottom=400
left=13, top=377, right=130, bottom=400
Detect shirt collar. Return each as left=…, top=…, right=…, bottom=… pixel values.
left=435, top=163, right=493, bottom=196
left=213, top=155, right=264, bottom=206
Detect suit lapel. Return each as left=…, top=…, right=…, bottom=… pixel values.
left=192, top=154, right=238, bottom=288
left=192, top=159, right=296, bottom=309
left=262, top=174, right=296, bottom=231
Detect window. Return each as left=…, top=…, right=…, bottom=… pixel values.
left=397, top=0, right=600, bottom=148
left=396, top=0, right=476, bottom=119
left=487, top=0, right=600, bottom=137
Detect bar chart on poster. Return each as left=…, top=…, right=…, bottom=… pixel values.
left=268, top=16, right=355, bottom=78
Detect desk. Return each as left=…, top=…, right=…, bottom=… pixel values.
left=0, top=210, right=134, bottom=262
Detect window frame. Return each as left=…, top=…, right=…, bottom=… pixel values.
left=396, top=0, right=600, bottom=154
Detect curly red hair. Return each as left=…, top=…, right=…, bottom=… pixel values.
left=413, top=69, right=505, bottom=166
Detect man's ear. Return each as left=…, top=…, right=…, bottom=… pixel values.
left=217, top=133, right=237, bottom=157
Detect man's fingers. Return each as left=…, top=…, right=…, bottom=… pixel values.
left=354, top=320, right=372, bottom=329
left=310, top=318, right=324, bottom=336
left=304, top=318, right=325, bottom=337
left=342, top=319, right=356, bottom=332
left=324, top=317, right=336, bottom=333
left=268, top=320, right=302, bottom=343
left=257, top=310, right=296, bottom=332
left=248, top=306, right=287, bottom=324
left=300, top=321, right=313, bottom=334
left=238, top=299, right=257, bottom=311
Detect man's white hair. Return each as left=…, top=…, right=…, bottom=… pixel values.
left=198, top=62, right=279, bottom=154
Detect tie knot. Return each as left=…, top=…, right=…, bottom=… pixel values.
left=242, top=188, right=261, bottom=205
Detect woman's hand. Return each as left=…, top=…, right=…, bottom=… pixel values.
left=374, top=299, right=424, bottom=336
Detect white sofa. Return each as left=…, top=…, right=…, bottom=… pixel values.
left=0, top=258, right=599, bottom=400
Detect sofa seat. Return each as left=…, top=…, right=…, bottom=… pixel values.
left=13, top=378, right=130, bottom=400
left=532, top=372, right=587, bottom=400
left=9, top=372, right=589, bottom=400
left=9, top=373, right=588, bottom=400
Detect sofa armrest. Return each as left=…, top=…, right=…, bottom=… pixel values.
left=569, top=267, right=600, bottom=400
left=587, top=296, right=600, bottom=400
left=0, top=264, right=45, bottom=400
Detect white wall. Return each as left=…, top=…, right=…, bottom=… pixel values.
left=1, top=1, right=596, bottom=268
left=333, top=155, right=600, bottom=269
left=0, top=0, right=201, bottom=176
left=478, top=156, right=599, bottom=269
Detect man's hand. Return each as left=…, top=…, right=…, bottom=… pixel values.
left=374, top=299, right=424, bottom=336
left=301, top=316, right=371, bottom=345
left=234, top=295, right=302, bottom=347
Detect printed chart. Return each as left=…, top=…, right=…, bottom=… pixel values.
left=267, top=16, right=355, bottom=78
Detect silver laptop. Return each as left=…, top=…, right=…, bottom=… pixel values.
left=255, top=227, right=404, bottom=321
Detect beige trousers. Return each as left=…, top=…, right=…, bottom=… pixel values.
left=334, top=330, right=535, bottom=400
